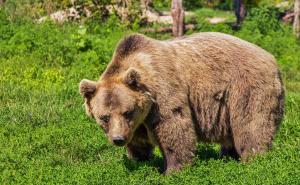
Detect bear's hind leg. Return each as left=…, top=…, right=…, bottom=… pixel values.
left=231, top=117, right=275, bottom=161
left=229, top=82, right=281, bottom=161
left=231, top=114, right=278, bottom=161
left=232, top=130, right=270, bottom=161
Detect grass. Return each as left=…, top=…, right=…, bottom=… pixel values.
left=1, top=7, right=300, bottom=184
left=193, top=8, right=235, bottom=21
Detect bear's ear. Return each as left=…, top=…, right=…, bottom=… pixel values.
left=79, top=79, right=97, bottom=98
left=123, top=68, right=141, bottom=88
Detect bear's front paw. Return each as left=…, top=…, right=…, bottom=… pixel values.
left=126, top=146, right=153, bottom=162
left=164, top=163, right=183, bottom=175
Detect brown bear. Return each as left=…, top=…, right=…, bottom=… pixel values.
left=79, top=32, right=284, bottom=173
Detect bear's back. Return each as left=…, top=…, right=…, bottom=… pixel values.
left=164, top=32, right=276, bottom=69
left=153, top=32, right=279, bottom=86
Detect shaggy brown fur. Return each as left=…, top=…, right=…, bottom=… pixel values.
left=79, top=32, right=285, bottom=174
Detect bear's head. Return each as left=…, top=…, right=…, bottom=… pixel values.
left=79, top=68, right=153, bottom=146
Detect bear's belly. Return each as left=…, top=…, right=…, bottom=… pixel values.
left=189, top=89, right=231, bottom=143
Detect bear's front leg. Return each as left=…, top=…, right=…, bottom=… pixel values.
left=154, top=109, right=198, bottom=174
left=126, top=143, right=153, bottom=161
left=126, top=124, right=154, bottom=161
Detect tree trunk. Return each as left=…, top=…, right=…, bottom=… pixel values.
left=171, top=0, right=185, bottom=37
left=294, top=0, right=300, bottom=38
left=233, top=0, right=246, bottom=25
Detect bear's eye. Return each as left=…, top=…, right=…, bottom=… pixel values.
left=123, top=110, right=135, bottom=120
left=99, top=115, right=110, bottom=123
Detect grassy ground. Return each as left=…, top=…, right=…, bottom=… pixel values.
left=1, top=8, right=300, bottom=184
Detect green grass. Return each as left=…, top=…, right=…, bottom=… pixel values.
left=193, top=8, right=235, bottom=21
left=1, top=8, right=300, bottom=184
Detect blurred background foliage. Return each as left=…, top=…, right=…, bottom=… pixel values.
left=0, top=0, right=294, bottom=19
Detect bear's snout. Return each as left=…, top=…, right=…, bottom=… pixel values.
left=112, top=136, right=126, bottom=146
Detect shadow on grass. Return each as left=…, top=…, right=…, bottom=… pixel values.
left=122, top=144, right=236, bottom=173
left=195, top=144, right=239, bottom=162
left=195, top=144, right=220, bottom=161
left=123, top=154, right=165, bottom=173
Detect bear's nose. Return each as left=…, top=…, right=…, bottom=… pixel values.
left=112, top=136, right=126, bottom=146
